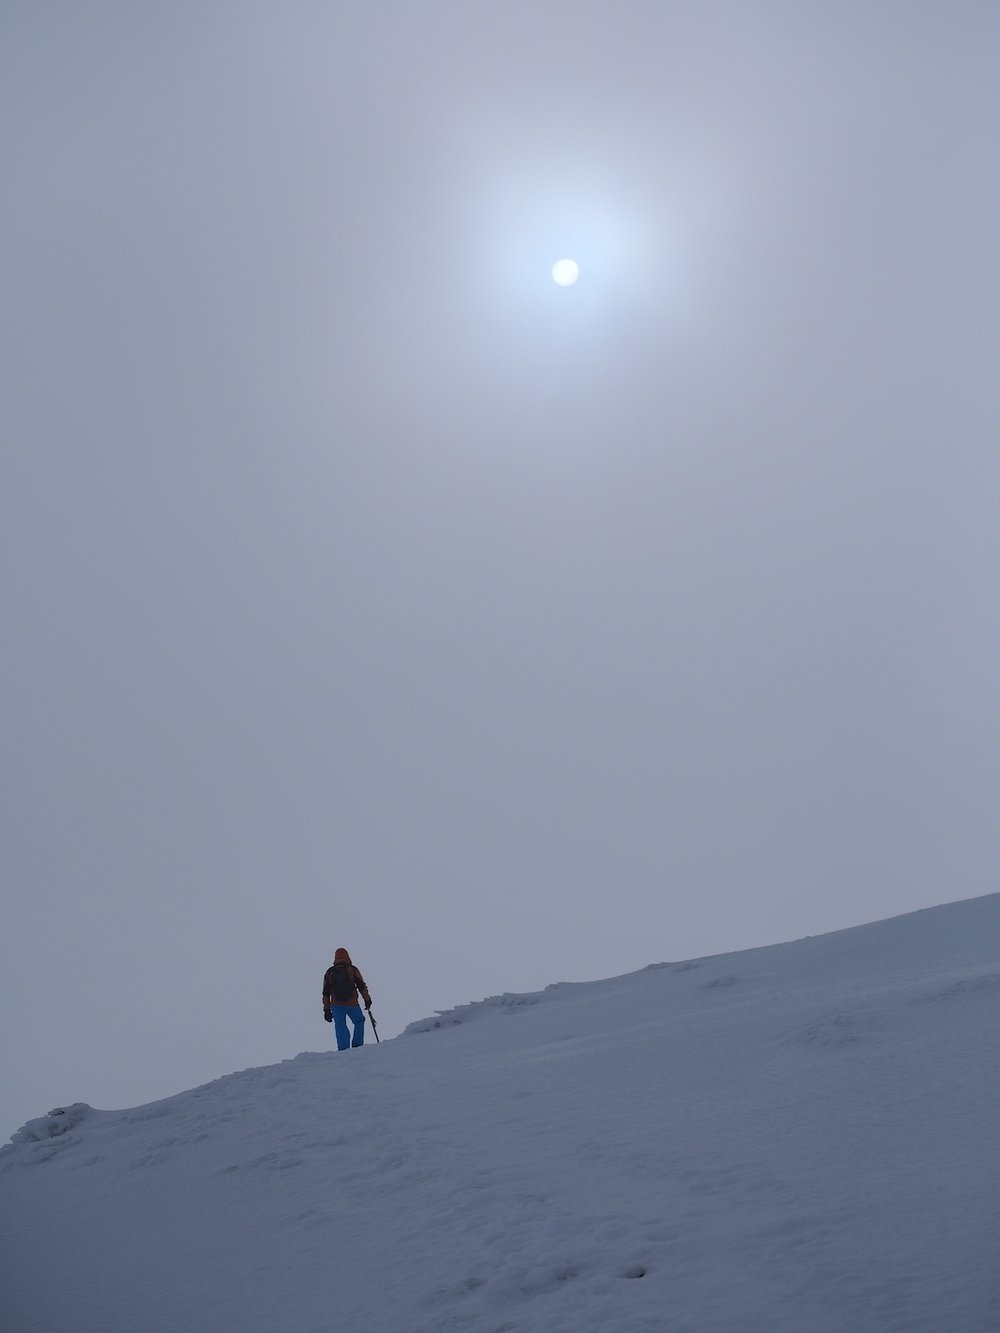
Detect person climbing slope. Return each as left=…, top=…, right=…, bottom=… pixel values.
left=323, top=948, right=373, bottom=1050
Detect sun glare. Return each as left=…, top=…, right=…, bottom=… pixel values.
left=551, top=258, right=580, bottom=286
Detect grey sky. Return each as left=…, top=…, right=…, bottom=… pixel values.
left=3, top=2, right=999, bottom=1140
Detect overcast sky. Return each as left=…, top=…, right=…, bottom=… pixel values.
left=3, top=2, right=999, bottom=1141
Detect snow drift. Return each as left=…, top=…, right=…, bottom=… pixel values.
left=3, top=895, right=1000, bottom=1332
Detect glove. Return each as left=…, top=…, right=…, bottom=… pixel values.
left=323, top=1007, right=332, bottom=1023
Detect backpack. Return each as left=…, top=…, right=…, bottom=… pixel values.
left=330, top=963, right=354, bottom=1003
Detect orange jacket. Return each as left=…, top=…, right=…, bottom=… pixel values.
left=322, top=948, right=372, bottom=1009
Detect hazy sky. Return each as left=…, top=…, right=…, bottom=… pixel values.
left=3, top=2, right=999, bottom=1141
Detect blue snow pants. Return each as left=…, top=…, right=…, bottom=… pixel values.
left=333, top=1005, right=365, bottom=1050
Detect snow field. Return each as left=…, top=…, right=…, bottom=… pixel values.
left=3, top=894, right=1000, bottom=1331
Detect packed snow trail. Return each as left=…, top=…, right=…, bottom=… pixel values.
left=3, top=895, right=1000, bottom=1331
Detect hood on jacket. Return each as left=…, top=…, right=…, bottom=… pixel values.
left=334, top=948, right=352, bottom=965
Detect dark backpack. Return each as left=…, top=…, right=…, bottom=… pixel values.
left=330, top=963, right=354, bottom=1003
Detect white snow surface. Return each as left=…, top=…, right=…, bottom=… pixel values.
left=3, top=895, right=1000, bottom=1332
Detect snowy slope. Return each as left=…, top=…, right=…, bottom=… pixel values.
left=3, top=895, right=1000, bottom=1332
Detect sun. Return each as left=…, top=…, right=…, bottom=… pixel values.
left=551, top=258, right=580, bottom=287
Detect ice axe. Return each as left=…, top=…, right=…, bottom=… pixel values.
left=367, top=1008, right=380, bottom=1043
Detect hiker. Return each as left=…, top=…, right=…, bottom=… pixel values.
left=323, top=947, right=373, bottom=1050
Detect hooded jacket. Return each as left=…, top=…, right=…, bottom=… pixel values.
left=323, top=948, right=372, bottom=1009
